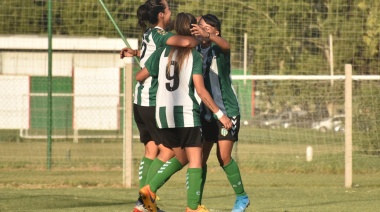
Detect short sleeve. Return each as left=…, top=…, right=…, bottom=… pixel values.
left=192, top=49, right=203, bottom=75
left=152, top=29, right=175, bottom=47
left=145, top=47, right=165, bottom=77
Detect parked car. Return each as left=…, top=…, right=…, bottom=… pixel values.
left=248, top=114, right=276, bottom=127
left=259, top=111, right=310, bottom=129
left=312, top=115, right=345, bottom=132
left=282, top=112, right=316, bottom=129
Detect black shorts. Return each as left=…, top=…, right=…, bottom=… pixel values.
left=201, top=115, right=240, bottom=143
left=133, top=104, right=162, bottom=145
left=160, top=127, right=202, bottom=149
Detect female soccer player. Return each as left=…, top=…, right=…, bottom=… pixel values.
left=136, top=12, right=231, bottom=212
left=190, top=14, right=250, bottom=212
left=119, top=0, right=200, bottom=211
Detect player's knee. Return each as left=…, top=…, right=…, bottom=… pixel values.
left=217, top=156, right=231, bottom=167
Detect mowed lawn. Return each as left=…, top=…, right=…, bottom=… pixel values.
left=1, top=170, right=380, bottom=211
left=1, top=127, right=380, bottom=211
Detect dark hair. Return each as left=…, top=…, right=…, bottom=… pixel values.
left=174, top=12, right=196, bottom=36
left=136, top=0, right=166, bottom=31
left=200, top=14, right=222, bottom=37
left=166, top=13, right=197, bottom=74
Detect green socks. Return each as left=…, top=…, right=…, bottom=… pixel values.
left=187, top=168, right=203, bottom=210
left=199, top=164, right=207, bottom=203
left=139, top=157, right=153, bottom=189
left=149, top=157, right=183, bottom=193
left=222, top=158, right=246, bottom=196
left=145, top=158, right=165, bottom=186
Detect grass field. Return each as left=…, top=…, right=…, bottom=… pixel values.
left=1, top=172, right=380, bottom=211
left=1, top=127, right=380, bottom=211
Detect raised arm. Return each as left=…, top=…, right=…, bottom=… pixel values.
left=193, top=74, right=232, bottom=129
left=120, top=35, right=200, bottom=59
left=207, top=32, right=230, bottom=52
left=166, top=35, right=201, bottom=48
left=190, top=24, right=230, bottom=52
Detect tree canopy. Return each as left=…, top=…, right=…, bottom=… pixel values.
left=1, top=0, right=379, bottom=75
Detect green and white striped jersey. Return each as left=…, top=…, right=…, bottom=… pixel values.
left=198, top=43, right=240, bottom=121
left=134, top=27, right=174, bottom=106
left=145, top=46, right=203, bottom=128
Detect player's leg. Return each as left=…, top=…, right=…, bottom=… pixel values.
left=140, top=128, right=186, bottom=212
left=202, top=141, right=214, bottom=165
left=140, top=106, right=175, bottom=211
left=178, top=127, right=209, bottom=211
left=138, top=141, right=158, bottom=187
left=144, top=144, right=175, bottom=187
left=216, top=115, right=250, bottom=212
left=201, top=118, right=219, bottom=166
left=200, top=117, right=218, bottom=204
left=134, top=104, right=159, bottom=188
left=139, top=154, right=184, bottom=212
left=217, top=140, right=249, bottom=212
left=134, top=104, right=159, bottom=212
left=148, top=128, right=187, bottom=193
left=185, top=145, right=203, bottom=209
left=198, top=141, right=213, bottom=204
left=216, top=139, right=245, bottom=197
left=149, top=156, right=185, bottom=192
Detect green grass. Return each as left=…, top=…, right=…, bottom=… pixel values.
left=1, top=172, right=380, bottom=211
left=1, top=127, right=380, bottom=211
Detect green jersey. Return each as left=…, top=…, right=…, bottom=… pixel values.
left=134, top=27, right=174, bottom=106
left=145, top=46, right=203, bottom=128
left=198, top=43, right=240, bottom=121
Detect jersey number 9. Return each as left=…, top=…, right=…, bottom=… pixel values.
left=166, top=60, right=179, bottom=91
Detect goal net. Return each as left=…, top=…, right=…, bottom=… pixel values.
left=230, top=72, right=380, bottom=187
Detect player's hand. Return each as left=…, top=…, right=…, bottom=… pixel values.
left=190, top=24, right=210, bottom=41
left=120, top=47, right=136, bottom=59
left=219, top=115, right=232, bottom=130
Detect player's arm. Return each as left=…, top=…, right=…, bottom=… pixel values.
left=190, top=24, right=230, bottom=52
left=166, top=35, right=201, bottom=48
left=135, top=67, right=150, bottom=82
left=208, top=33, right=230, bottom=52
left=193, top=74, right=232, bottom=129
left=135, top=47, right=162, bottom=81
left=120, top=47, right=140, bottom=59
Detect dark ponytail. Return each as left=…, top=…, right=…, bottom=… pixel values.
left=137, top=4, right=149, bottom=31
left=136, top=0, right=166, bottom=31
left=166, top=13, right=196, bottom=74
